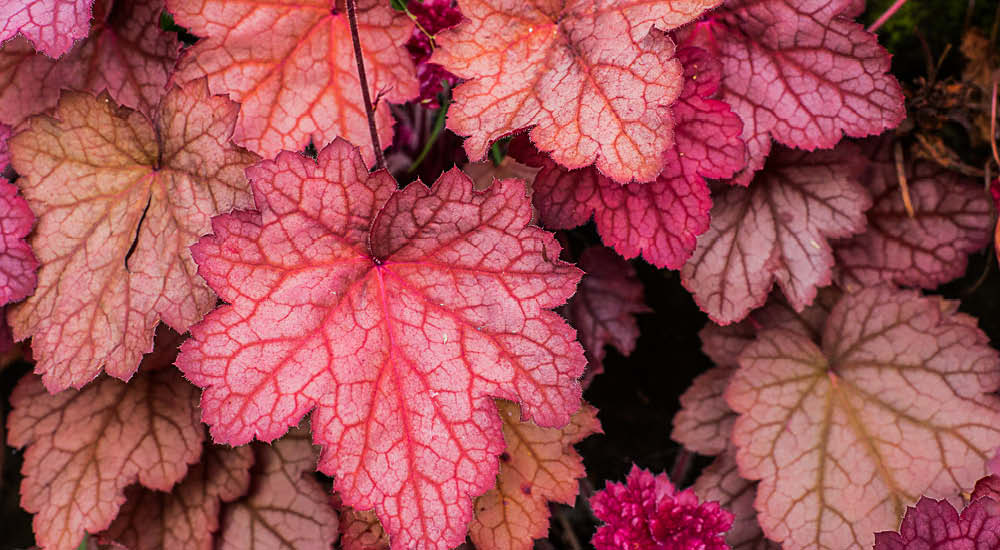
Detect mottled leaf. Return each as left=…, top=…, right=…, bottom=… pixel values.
left=510, top=46, right=743, bottom=268
left=874, top=496, right=1000, bottom=550
left=168, top=0, right=418, bottom=162
left=1, top=178, right=38, bottom=306
left=693, top=448, right=780, bottom=550
left=8, top=80, right=258, bottom=391
left=6, top=330, right=204, bottom=550
left=101, top=444, right=255, bottom=550
left=681, top=145, right=870, bottom=325
left=563, top=247, right=648, bottom=387
left=218, top=429, right=339, bottom=550
left=433, top=1, right=720, bottom=183
left=835, top=139, right=992, bottom=290
left=680, top=0, right=905, bottom=183
left=469, top=401, right=600, bottom=550
left=729, top=286, right=1000, bottom=550
left=0, top=0, right=94, bottom=58
left=176, top=140, right=584, bottom=550
left=0, top=0, right=181, bottom=126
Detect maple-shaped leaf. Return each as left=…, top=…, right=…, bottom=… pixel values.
left=681, top=144, right=870, bottom=325
left=6, top=330, right=205, bottom=550
left=563, top=247, right=648, bottom=387
left=0, top=0, right=94, bottom=58
left=693, top=448, right=780, bottom=550
left=509, top=45, right=743, bottom=268
left=433, top=1, right=721, bottom=183
left=679, top=0, right=906, bottom=184
left=176, top=139, right=584, bottom=550
left=728, top=286, right=1000, bottom=550
left=8, top=80, right=258, bottom=391
left=0, top=0, right=181, bottom=127
left=101, top=444, right=255, bottom=550
left=218, top=429, right=339, bottom=550
left=834, top=139, right=992, bottom=290
left=469, top=400, right=600, bottom=550
left=874, top=496, right=1000, bottom=550
left=1, top=178, right=38, bottom=307
left=168, top=0, right=418, bottom=162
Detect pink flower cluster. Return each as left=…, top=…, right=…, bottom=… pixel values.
left=590, top=465, right=733, bottom=550
left=404, top=0, right=462, bottom=106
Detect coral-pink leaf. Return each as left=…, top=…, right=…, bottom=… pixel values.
left=671, top=365, right=735, bottom=456
left=728, top=286, right=1000, bottom=550
left=0, top=0, right=181, bottom=126
left=176, top=140, right=584, bottom=550
left=6, top=330, right=204, bottom=550
left=874, top=496, right=1000, bottom=550
left=0, top=0, right=94, bottom=58
left=835, top=139, right=992, bottom=290
left=680, top=0, right=906, bottom=183
left=681, top=144, right=870, bottom=324
left=8, top=80, right=258, bottom=391
left=218, top=429, right=339, bottom=550
left=563, top=247, right=648, bottom=387
left=101, top=444, right=255, bottom=550
left=433, top=1, right=721, bottom=183
left=168, top=0, right=418, bottom=162
left=0, top=178, right=38, bottom=306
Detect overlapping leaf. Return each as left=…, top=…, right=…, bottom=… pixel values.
left=874, top=496, right=1000, bottom=550
left=0, top=0, right=181, bottom=127
left=679, top=0, right=906, bottom=183
left=693, top=448, right=780, bottom=550
left=433, top=1, right=720, bottom=183
left=176, top=140, right=584, bottom=550
left=168, top=0, right=418, bottom=162
left=8, top=80, right=258, bottom=391
left=0, top=123, right=11, bottom=172
left=0, top=0, right=94, bottom=58
left=469, top=401, right=600, bottom=550
left=1, top=178, right=37, bottom=307
left=6, top=330, right=204, bottom=550
left=834, top=139, right=992, bottom=290
left=217, top=429, right=339, bottom=550
left=101, top=444, right=255, bottom=550
left=729, top=286, right=1000, bottom=550
left=510, top=46, right=743, bottom=268
left=681, top=144, right=870, bottom=324
left=563, top=247, right=648, bottom=387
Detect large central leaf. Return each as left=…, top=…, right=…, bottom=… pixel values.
left=728, top=286, right=1000, bottom=550
left=176, top=140, right=585, bottom=550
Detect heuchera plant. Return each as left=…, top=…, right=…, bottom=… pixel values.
left=1, top=0, right=998, bottom=549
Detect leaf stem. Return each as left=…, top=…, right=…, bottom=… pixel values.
left=346, top=0, right=385, bottom=170
left=867, top=0, right=909, bottom=33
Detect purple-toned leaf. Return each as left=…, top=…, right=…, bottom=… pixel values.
left=874, top=496, right=1000, bottom=550
left=679, top=0, right=906, bottom=183
left=834, top=138, right=992, bottom=290
left=681, top=144, right=870, bottom=325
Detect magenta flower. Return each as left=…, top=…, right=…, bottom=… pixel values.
left=591, top=465, right=733, bottom=550
left=404, top=0, right=462, bottom=106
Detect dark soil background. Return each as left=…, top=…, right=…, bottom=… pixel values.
left=2, top=0, right=999, bottom=548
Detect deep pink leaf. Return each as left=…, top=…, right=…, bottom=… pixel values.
left=972, top=475, right=1000, bottom=503
left=0, top=178, right=38, bottom=306
left=433, top=1, right=720, bottom=183
left=509, top=46, right=743, bottom=268
left=0, top=0, right=181, bottom=126
left=834, top=139, right=992, bottom=289
left=0, top=123, right=11, bottom=172
left=679, top=0, right=906, bottom=183
left=681, top=144, right=870, bottom=324
left=6, top=329, right=205, bottom=550
left=0, top=0, right=94, bottom=58
left=176, top=139, right=584, bottom=550
left=218, top=429, right=339, bottom=550
left=168, top=0, right=418, bottom=162
left=8, top=80, right=258, bottom=391
left=563, top=247, right=648, bottom=387
left=874, top=496, right=1000, bottom=550
left=101, top=444, right=255, bottom=550
left=729, top=286, right=1000, bottom=550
